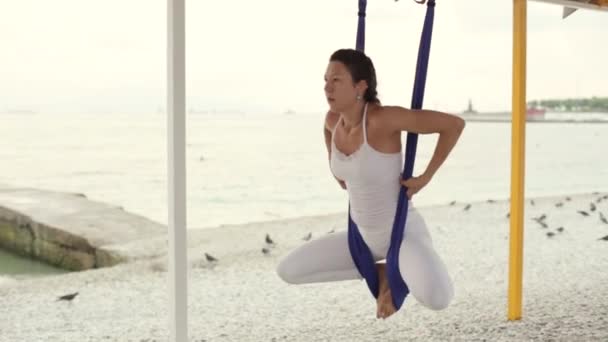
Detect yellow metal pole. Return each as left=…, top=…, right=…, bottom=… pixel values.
left=508, top=0, right=527, bottom=321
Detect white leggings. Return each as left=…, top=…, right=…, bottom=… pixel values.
left=276, top=209, right=454, bottom=311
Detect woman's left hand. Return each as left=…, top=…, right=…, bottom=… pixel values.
left=399, top=173, right=431, bottom=199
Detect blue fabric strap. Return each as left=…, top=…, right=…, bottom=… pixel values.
left=356, top=0, right=367, bottom=51
left=348, top=0, right=436, bottom=311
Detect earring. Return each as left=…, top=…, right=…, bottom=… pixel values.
left=356, top=95, right=362, bottom=101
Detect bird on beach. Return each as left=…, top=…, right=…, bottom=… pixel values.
left=57, top=292, right=79, bottom=302
left=578, top=210, right=589, bottom=217
left=262, top=247, right=271, bottom=255
left=532, top=214, right=548, bottom=228
left=590, top=203, right=597, bottom=212
left=265, top=233, right=275, bottom=246
left=532, top=215, right=547, bottom=228
left=555, top=202, right=564, bottom=208
left=598, top=235, right=608, bottom=241
left=302, top=232, right=312, bottom=241
left=463, top=204, right=471, bottom=211
left=449, top=201, right=456, bottom=206
left=556, top=227, right=564, bottom=233
left=565, top=197, right=571, bottom=201
left=205, top=253, right=218, bottom=263
left=546, top=232, right=555, bottom=238
left=599, top=212, right=608, bottom=225
left=530, top=199, right=535, bottom=206
left=486, top=199, right=495, bottom=203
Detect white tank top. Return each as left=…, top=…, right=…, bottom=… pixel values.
left=330, top=103, right=405, bottom=242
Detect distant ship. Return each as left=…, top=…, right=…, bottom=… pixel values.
left=525, top=106, right=546, bottom=118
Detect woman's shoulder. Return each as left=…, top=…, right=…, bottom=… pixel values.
left=369, top=103, right=407, bottom=117
left=324, top=110, right=340, bottom=130
left=367, top=103, right=403, bottom=124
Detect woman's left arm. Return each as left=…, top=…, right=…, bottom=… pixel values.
left=379, top=106, right=465, bottom=197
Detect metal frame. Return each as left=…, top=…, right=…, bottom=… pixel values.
left=508, top=0, right=606, bottom=321
left=167, top=0, right=188, bottom=340
left=509, top=0, right=527, bottom=322
left=530, top=0, right=608, bottom=11
left=162, top=0, right=606, bottom=334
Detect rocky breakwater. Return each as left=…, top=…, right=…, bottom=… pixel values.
left=0, top=187, right=167, bottom=271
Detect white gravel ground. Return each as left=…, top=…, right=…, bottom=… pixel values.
left=1, top=193, right=607, bottom=341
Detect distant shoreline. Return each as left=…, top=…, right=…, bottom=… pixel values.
left=458, top=112, right=608, bottom=124
left=462, top=117, right=608, bottom=124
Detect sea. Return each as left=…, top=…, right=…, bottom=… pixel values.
left=2, top=111, right=608, bottom=229
left=1, top=111, right=608, bottom=274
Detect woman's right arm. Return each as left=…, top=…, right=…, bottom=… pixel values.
left=324, top=111, right=346, bottom=190
left=324, top=126, right=331, bottom=160
left=323, top=111, right=334, bottom=159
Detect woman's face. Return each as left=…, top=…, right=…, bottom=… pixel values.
left=324, top=61, right=365, bottom=112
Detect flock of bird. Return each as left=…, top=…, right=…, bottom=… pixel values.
left=204, top=232, right=284, bottom=264
left=194, top=193, right=608, bottom=270
left=455, top=193, right=608, bottom=241
left=55, top=193, right=608, bottom=304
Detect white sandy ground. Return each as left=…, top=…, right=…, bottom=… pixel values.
left=1, top=193, right=608, bottom=342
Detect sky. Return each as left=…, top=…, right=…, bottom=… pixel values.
left=0, top=0, right=606, bottom=114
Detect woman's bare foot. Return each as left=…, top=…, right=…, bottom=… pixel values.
left=377, top=288, right=397, bottom=319
left=375, top=264, right=397, bottom=319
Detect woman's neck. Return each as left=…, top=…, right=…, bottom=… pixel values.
left=340, top=102, right=367, bottom=130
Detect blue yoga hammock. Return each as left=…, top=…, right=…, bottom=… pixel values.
left=347, top=0, right=436, bottom=311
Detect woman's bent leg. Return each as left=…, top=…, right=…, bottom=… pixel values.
left=398, top=210, right=454, bottom=310
left=276, top=231, right=362, bottom=284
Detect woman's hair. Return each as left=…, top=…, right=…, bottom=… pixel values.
left=329, top=49, right=380, bottom=103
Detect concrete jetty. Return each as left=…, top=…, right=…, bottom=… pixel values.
left=0, top=187, right=167, bottom=271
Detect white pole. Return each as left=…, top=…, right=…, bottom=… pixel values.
left=167, top=0, right=188, bottom=341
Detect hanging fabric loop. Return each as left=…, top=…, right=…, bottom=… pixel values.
left=347, top=0, right=437, bottom=311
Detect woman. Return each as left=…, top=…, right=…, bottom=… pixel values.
left=277, top=48, right=465, bottom=319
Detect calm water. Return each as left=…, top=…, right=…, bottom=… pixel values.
left=1, top=111, right=607, bottom=228
left=0, top=249, right=66, bottom=278
left=1, top=111, right=608, bottom=274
